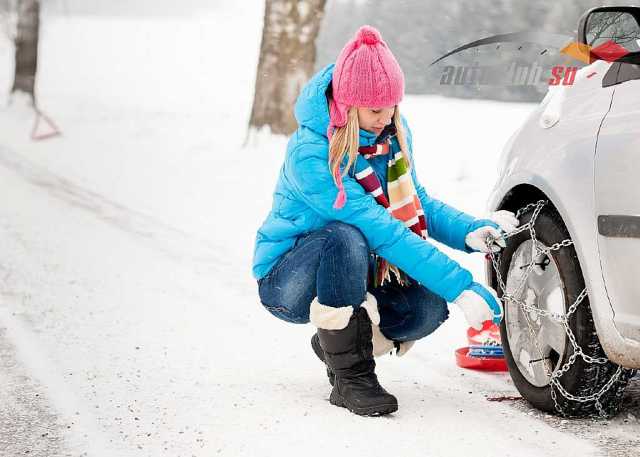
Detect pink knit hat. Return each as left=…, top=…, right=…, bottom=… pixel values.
left=328, top=25, right=405, bottom=209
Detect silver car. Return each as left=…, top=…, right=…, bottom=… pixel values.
left=486, top=6, right=640, bottom=417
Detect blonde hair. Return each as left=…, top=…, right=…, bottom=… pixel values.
left=328, top=105, right=412, bottom=187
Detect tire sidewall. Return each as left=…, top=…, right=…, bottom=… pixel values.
left=498, top=207, right=591, bottom=413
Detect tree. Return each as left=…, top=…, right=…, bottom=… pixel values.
left=2, top=0, right=58, bottom=140
left=10, top=0, right=39, bottom=103
left=249, top=0, right=327, bottom=136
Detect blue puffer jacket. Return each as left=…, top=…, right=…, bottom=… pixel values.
left=252, top=63, right=495, bottom=302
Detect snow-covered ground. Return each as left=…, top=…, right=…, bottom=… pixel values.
left=1, top=2, right=639, bottom=456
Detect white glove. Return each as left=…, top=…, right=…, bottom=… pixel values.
left=465, top=210, right=520, bottom=253
left=488, top=210, right=520, bottom=233
left=454, top=283, right=503, bottom=331
left=465, top=226, right=506, bottom=253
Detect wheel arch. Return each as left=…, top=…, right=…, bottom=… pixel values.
left=485, top=184, right=564, bottom=290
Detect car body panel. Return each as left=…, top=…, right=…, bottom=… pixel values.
left=594, top=78, right=640, bottom=342
left=487, top=60, right=640, bottom=368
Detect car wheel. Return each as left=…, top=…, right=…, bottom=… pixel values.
left=496, top=203, right=635, bottom=417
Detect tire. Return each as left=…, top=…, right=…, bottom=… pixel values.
left=497, top=204, right=635, bottom=417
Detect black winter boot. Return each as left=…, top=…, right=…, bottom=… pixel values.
left=314, top=305, right=398, bottom=416
left=310, top=333, right=335, bottom=386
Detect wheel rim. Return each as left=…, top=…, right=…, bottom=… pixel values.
left=505, top=239, right=567, bottom=387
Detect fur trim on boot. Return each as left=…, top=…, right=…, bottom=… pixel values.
left=365, top=292, right=415, bottom=357
left=309, top=298, right=354, bottom=330
left=309, top=294, right=416, bottom=356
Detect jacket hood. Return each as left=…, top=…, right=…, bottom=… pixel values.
left=294, top=63, right=377, bottom=145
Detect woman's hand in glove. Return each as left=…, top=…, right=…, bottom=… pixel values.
left=465, top=225, right=505, bottom=253
left=454, top=282, right=503, bottom=330
left=488, top=209, right=520, bottom=233
left=465, top=210, right=520, bottom=253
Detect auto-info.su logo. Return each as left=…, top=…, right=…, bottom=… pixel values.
left=430, top=31, right=632, bottom=87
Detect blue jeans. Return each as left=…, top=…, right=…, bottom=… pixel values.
left=257, top=221, right=450, bottom=342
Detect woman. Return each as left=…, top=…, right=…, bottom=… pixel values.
left=252, top=25, right=519, bottom=416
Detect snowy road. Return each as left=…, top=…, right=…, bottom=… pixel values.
left=0, top=325, right=67, bottom=456
left=1, top=139, right=639, bottom=456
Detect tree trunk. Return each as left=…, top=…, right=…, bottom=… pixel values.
left=249, top=0, right=326, bottom=136
left=12, top=0, right=39, bottom=102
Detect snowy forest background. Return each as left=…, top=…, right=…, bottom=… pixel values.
left=0, top=0, right=618, bottom=107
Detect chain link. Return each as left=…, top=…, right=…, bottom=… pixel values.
left=487, top=200, right=622, bottom=417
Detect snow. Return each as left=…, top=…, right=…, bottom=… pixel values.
left=1, top=2, right=638, bottom=456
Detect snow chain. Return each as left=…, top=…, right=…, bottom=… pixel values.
left=486, top=200, right=626, bottom=418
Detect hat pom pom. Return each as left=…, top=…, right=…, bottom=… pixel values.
left=356, top=25, right=381, bottom=45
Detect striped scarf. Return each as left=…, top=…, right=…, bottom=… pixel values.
left=354, top=125, right=428, bottom=287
